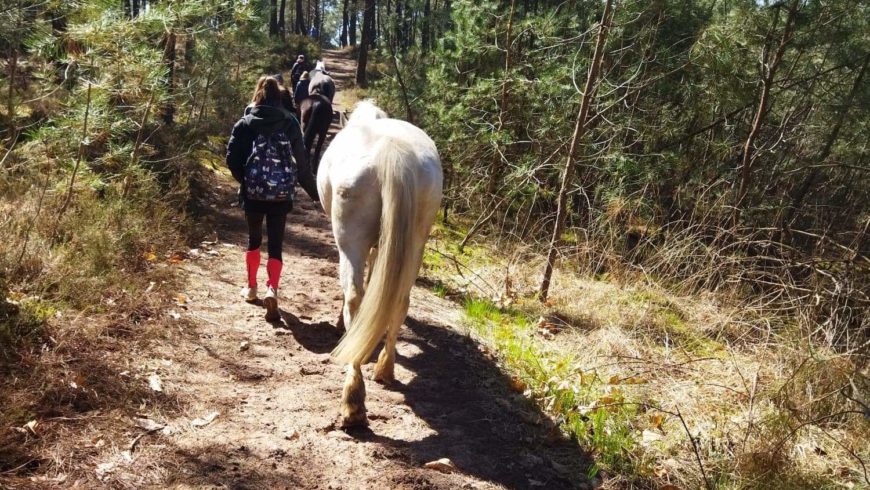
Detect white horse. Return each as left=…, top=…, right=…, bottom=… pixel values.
left=317, top=100, right=443, bottom=427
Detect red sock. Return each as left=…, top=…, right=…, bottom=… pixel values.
left=245, top=250, right=260, bottom=287
left=266, top=258, right=283, bottom=290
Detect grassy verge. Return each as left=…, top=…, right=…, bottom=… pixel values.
left=421, top=219, right=870, bottom=489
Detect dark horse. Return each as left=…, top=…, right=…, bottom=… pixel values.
left=299, top=94, right=333, bottom=175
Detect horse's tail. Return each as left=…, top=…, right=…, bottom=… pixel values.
left=332, top=137, right=420, bottom=366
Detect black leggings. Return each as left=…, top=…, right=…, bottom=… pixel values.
left=246, top=211, right=287, bottom=260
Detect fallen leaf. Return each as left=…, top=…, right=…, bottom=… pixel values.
left=423, top=458, right=456, bottom=474
left=191, top=411, right=219, bottom=427
left=176, top=293, right=188, bottom=306
left=145, top=281, right=156, bottom=293
left=649, top=414, right=665, bottom=430
left=239, top=341, right=250, bottom=352
left=509, top=377, right=527, bottom=393
left=143, top=251, right=157, bottom=262
left=24, top=420, right=38, bottom=435
left=148, top=374, right=163, bottom=392
left=284, top=429, right=300, bottom=441
left=168, top=254, right=184, bottom=264
left=133, top=417, right=165, bottom=431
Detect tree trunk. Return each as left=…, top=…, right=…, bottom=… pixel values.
left=341, top=0, right=349, bottom=46
left=279, top=0, right=287, bottom=39
left=313, top=0, right=321, bottom=39
left=161, top=30, right=177, bottom=125
left=374, top=0, right=379, bottom=44
left=306, top=0, right=311, bottom=34
left=394, top=0, right=402, bottom=47
left=270, top=0, right=279, bottom=36
left=539, top=0, right=614, bottom=302
left=59, top=82, right=92, bottom=217
left=295, top=0, right=306, bottom=34
left=368, top=1, right=377, bottom=48
left=421, top=0, right=430, bottom=51
left=734, top=0, right=800, bottom=220
left=349, top=0, right=357, bottom=45
left=132, top=0, right=139, bottom=17
left=356, top=0, right=375, bottom=86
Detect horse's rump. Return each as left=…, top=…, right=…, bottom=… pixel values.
left=300, top=94, right=333, bottom=174
left=308, top=69, right=335, bottom=102
left=331, top=136, right=423, bottom=365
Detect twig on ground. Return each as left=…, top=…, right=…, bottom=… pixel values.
left=674, top=405, right=713, bottom=490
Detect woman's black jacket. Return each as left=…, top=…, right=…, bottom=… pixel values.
left=226, top=104, right=319, bottom=210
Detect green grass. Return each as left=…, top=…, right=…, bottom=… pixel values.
left=431, top=280, right=449, bottom=298
left=0, top=294, right=53, bottom=358
left=626, top=290, right=724, bottom=356
left=462, top=296, right=650, bottom=482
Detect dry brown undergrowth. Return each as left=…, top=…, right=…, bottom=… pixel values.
left=422, top=223, right=870, bottom=489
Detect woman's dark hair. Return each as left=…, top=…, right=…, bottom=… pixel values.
left=251, top=76, right=283, bottom=107
left=279, top=86, right=294, bottom=112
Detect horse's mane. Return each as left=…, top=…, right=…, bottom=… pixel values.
left=348, top=100, right=388, bottom=125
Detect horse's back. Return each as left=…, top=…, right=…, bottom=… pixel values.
left=323, top=118, right=441, bottom=193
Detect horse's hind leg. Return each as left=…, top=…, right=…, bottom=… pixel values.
left=373, top=293, right=409, bottom=385
left=340, top=362, right=367, bottom=427
left=336, top=232, right=374, bottom=426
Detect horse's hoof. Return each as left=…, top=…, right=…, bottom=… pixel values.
left=372, top=369, right=395, bottom=386
left=339, top=412, right=368, bottom=429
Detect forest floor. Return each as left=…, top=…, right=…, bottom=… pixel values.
left=2, top=49, right=595, bottom=489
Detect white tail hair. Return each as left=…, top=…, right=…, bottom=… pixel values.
left=348, top=100, right=388, bottom=125
left=315, top=60, right=326, bottom=71
left=331, top=137, right=419, bottom=366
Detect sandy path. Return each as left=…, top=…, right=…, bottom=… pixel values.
left=81, top=49, right=594, bottom=490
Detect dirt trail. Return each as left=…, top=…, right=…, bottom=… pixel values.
left=77, top=49, right=594, bottom=489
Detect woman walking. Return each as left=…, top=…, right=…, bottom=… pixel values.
left=226, top=76, right=319, bottom=321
